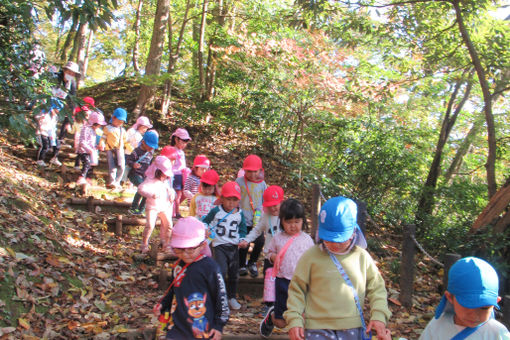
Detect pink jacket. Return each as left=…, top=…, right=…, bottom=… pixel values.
left=137, top=177, right=175, bottom=212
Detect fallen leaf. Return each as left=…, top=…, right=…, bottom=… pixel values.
left=388, top=297, right=402, bottom=306
left=18, top=318, right=30, bottom=330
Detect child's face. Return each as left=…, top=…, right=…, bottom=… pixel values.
left=173, top=242, right=203, bottom=264
left=324, top=237, right=353, bottom=254
left=112, top=117, right=124, bottom=127
left=446, top=292, right=494, bottom=328
left=265, top=203, right=280, bottom=216
left=194, top=167, right=207, bottom=177
left=282, top=217, right=303, bottom=236
left=245, top=169, right=261, bottom=182
left=175, top=137, right=189, bottom=150
left=201, top=183, right=215, bottom=196
left=141, top=141, right=154, bottom=152
left=138, top=126, right=149, bottom=134
left=221, top=196, right=239, bottom=212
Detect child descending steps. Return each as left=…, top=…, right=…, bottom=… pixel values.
left=189, top=169, right=220, bottom=220
left=170, top=128, right=191, bottom=218
left=259, top=198, right=314, bottom=338
left=153, top=217, right=229, bottom=339
left=35, top=99, right=64, bottom=167
left=76, top=112, right=107, bottom=185
left=183, top=154, right=211, bottom=204
left=126, top=130, right=159, bottom=215
left=137, top=156, right=175, bottom=254
left=202, top=181, right=247, bottom=310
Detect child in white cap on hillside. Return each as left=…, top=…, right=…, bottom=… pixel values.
left=76, top=111, right=107, bottom=185
left=137, top=156, right=176, bottom=254
left=419, top=256, right=509, bottom=339
left=284, top=196, right=391, bottom=340
left=170, top=128, right=191, bottom=218
left=153, top=217, right=229, bottom=339
left=125, top=116, right=152, bottom=154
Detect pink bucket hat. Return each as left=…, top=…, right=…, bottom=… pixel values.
left=133, top=116, right=152, bottom=130
left=154, top=156, right=173, bottom=177
left=171, top=128, right=191, bottom=141
left=170, top=217, right=206, bottom=248
left=88, top=112, right=106, bottom=126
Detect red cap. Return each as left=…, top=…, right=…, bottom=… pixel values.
left=221, top=181, right=241, bottom=200
left=193, top=154, right=210, bottom=168
left=243, top=154, right=262, bottom=171
left=160, top=146, right=178, bottom=161
left=83, top=97, right=95, bottom=107
left=201, top=169, right=219, bottom=185
left=263, top=185, right=284, bottom=207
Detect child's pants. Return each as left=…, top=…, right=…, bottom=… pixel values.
left=213, top=244, right=239, bottom=299
left=274, top=277, right=290, bottom=320
left=142, top=208, right=173, bottom=248
left=36, top=135, right=50, bottom=161
left=128, top=172, right=146, bottom=212
left=106, top=149, right=125, bottom=185
left=304, top=328, right=363, bottom=340
left=79, top=153, right=94, bottom=178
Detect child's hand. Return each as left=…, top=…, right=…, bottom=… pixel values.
left=289, top=327, right=304, bottom=340
left=366, top=320, right=391, bottom=340
left=152, top=303, right=162, bottom=317
left=208, top=328, right=222, bottom=340
left=133, top=163, right=141, bottom=169
left=239, top=241, right=248, bottom=248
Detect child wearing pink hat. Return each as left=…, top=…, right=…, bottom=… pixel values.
left=76, top=112, right=107, bottom=185
left=202, top=181, right=247, bottom=310
left=183, top=154, right=211, bottom=203
left=125, top=116, right=152, bottom=155
left=153, top=217, right=229, bottom=339
left=137, top=156, right=176, bottom=253
left=170, top=128, right=191, bottom=218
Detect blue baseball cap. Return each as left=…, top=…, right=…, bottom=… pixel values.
left=319, top=196, right=363, bottom=244
left=112, top=108, right=127, bottom=122
left=435, top=257, right=499, bottom=318
left=142, top=130, right=159, bottom=149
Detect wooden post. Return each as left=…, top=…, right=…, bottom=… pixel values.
left=86, top=196, right=95, bottom=212
left=311, top=184, right=321, bottom=242
left=159, top=268, right=169, bottom=291
left=443, top=253, right=461, bottom=292
left=503, top=295, right=510, bottom=327
left=115, top=215, right=123, bottom=236
left=399, top=224, right=416, bottom=308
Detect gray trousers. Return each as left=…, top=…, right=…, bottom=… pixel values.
left=106, top=149, right=125, bottom=185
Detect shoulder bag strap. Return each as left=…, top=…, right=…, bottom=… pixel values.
left=244, top=176, right=256, bottom=212
left=328, top=250, right=372, bottom=340
left=450, top=322, right=485, bottom=340
left=272, top=233, right=299, bottom=279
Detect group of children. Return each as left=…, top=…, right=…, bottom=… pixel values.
left=34, top=100, right=509, bottom=340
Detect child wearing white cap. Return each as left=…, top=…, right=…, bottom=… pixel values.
left=419, top=257, right=509, bottom=339
left=137, top=156, right=176, bottom=254
left=284, top=196, right=391, bottom=340
left=153, top=217, right=229, bottom=340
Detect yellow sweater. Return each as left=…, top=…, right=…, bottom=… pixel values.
left=99, top=125, right=132, bottom=153
left=284, top=245, right=391, bottom=330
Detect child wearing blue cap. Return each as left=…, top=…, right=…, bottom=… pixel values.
left=284, top=196, right=391, bottom=340
left=126, top=130, right=158, bottom=215
left=419, top=257, right=509, bottom=339
left=98, top=108, right=132, bottom=190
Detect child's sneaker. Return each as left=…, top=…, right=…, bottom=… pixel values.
left=36, top=160, right=46, bottom=167
left=50, top=157, right=62, bottom=166
left=239, top=266, right=248, bottom=276
left=259, top=305, right=274, bottom=338
left=129, top=208, right=142, bottom=215
left=228, top=298, right=241, bottom=310
left=248, top=262, right=258, bottom=278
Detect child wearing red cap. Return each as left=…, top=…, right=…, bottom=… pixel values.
left=154, top=217, right=229, bottom=339
left=170, top=128, right=191, bottom=218
left=236, top=154, right=268, bottom=278
left=239, top=185, right=284, bottom=314
left=137, top=156, right=176, bottom=254
left=183, top=154, right=211, bottom=204
left=189, top=169, right=220, bottom=220
left=202, top=181, right=247, bottom=310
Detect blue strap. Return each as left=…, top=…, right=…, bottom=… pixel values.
left=328, top=251, right=372, bottom=340
left=202, top=208, right=235, bottom=239
left=451, top=322, right=484, bottom=340
left=135, top=151, right=150, bottom=164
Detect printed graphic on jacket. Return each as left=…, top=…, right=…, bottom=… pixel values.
left=185, top=292, right=209, bottom=338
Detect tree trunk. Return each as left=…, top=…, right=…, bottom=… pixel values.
left=452, top=0, right=497, bottom=198
left=132, top=0, right=144, bottom=74
left=133, top=0, right=170, bottom=116
left=82, top=29, right=94, bottom=81
left=204, top=0, right=226, bottom=101
left=60, top=18, right=78, bottom=62
left=198, top=0, right=209, bottom=100
left=472, top=177, right=510, bottom=231
left=415, top=73, right=473, bottom=232
left=160, top=0, right=192, bottom=116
